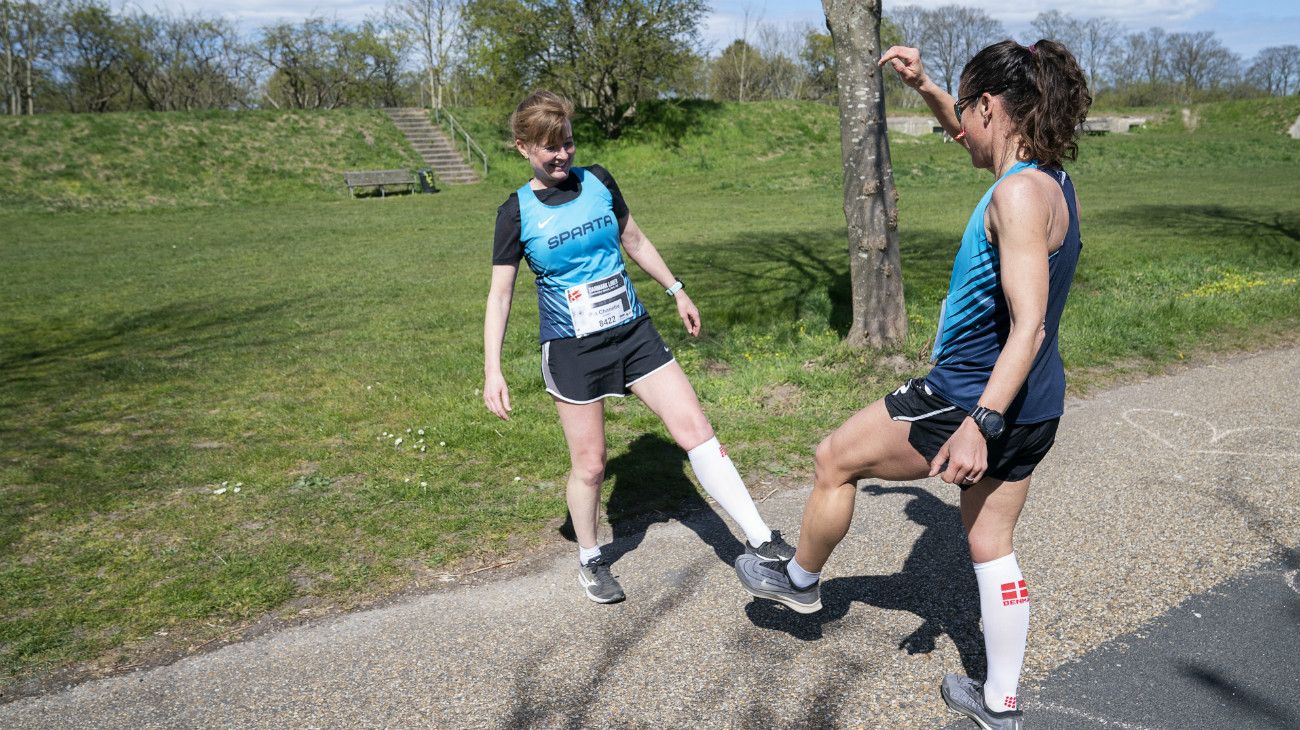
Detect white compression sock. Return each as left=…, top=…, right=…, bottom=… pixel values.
left=686, top=437, right=772, bottom=547
left=578, top=544, right=602, bottom=565
left=974, top=552, right=1030, bottom=713
left=786, top=557, right=820, bottom=589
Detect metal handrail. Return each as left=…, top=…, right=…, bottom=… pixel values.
left=433, top=106, right=489, bottom=178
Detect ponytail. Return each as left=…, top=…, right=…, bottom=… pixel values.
left=958, top=39, right=1092, bottom=165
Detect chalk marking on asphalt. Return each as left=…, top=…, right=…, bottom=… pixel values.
left=1037, top=702, right=1167, bottom=729
left=1286, top=570, right=1299, bottom=595
left=1122, top=408, right=1300, bottom=457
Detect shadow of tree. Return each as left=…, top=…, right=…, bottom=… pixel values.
left=1177, top=660, right=1299, bottom=729
left=556, top=433, right=744, bottom=567
left=742, top=484, right=984, bottom=680
left=668, top=226, right=956, bottom=339
left=1104, top=204, right=1300, bottom=262
left=576, top=98, right=726, bottom=150
left=0, top=297, right=304, bottom=546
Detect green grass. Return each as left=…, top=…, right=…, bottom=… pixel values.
left=1, top=99, right=1298, bottom=689
left=0, top=109, right=424, bottom=210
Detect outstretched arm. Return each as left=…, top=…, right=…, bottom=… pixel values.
left=483, top=263, right=519, bottom=420
left=620, top=215, right=701, bottom=337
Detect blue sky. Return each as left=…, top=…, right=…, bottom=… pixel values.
left=162, top=1, right=1300, bottom=60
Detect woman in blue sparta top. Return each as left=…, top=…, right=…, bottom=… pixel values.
left=733, top=41, right=1092, bottom=729
left=483, top=90, right=793, bottom=605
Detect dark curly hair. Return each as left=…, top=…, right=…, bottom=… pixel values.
left=957, top=39, right=1092, bottom=165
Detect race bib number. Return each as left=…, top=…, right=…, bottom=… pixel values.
left=567, top=274, right=634, bottom=337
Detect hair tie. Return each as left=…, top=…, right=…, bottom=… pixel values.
left=1027, top=43, right=1038, bottom=55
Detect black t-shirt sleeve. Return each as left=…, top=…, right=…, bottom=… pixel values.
left=492, top=193, right=522, bottom=265
left=586, top=164, right=630, bottom=224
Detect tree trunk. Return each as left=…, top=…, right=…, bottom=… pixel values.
left=821, top=0, right=906, bottom=348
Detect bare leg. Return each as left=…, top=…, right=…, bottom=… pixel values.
left=631, top=361, right=772, bottom=545
left=794, top=398, right=931, bottom=572
left=554, top=397, right=607, bottom=550
left=627, top=361, right=713, bottom=450
left=960, top=475, right=1030, bottom=563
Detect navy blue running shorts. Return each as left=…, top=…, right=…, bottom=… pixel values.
left=883, top=377, right=1059, bottom=485
left=541, top=316, right=675, bottom=404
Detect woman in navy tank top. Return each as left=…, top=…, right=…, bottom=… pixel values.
left=734, top=41, right=1092, bottom=728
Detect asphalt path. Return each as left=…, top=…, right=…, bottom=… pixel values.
left=4, top=346, right=1298, bottom=729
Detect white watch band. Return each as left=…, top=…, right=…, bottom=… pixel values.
left=665, top=280, right=684, bottom=296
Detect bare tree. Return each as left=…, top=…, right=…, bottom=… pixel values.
left=389, top=0, right=461, bottom=110
left=1249, top=45, right=1300, bottom=96
left=1167, top=30, right=1234, bottom=98
left=1075, top=17, right=1119, bottom=92
left=1030, top=10, right=1079, bottom=48
left=2, top=0, right=14, bottom=113
left=821, top=0, right=905, bottom=348
left=733, top=1, right=761, bottom=102
left=1137, top=27, right=1168, bottom=88
left=886, top=4, right=926, bottom=48
left=920, top=4, right=1003, bottom=94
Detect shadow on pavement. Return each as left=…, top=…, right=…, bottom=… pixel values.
left=1177, top=661, right=1297, bottom=729
left=742, top=483, right=986, bottom=680
left=557, top=433, right=745, bottom=567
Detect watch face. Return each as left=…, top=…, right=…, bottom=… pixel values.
left=984, top=412, right=1005, bottom=438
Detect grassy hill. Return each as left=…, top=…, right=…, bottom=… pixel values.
left=0, top=109, right=424, bottom=211
left=1, top=98, right=1298, bottom=692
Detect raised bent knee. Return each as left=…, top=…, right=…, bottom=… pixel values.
left=815, top=436, right=861, bottom=485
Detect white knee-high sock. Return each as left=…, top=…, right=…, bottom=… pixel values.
left=686, top=437, right=772, bottom=547
left=974, top=552, right=1030, bottom=713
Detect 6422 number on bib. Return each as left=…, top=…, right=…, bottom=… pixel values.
left=567, top=273, right=634, bottom=337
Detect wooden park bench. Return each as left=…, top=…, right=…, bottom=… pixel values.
left=343, top=169, right=421, bottom=198
left=1080, top=119, right=1110, bottom=136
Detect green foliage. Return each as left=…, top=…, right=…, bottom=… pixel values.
left=461, top=0, right=708, bottom=138
left=0, top=99, right=1298, bottom=687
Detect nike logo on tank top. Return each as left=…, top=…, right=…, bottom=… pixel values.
left=517, top=167, right=646, bottom=342
left=926, top=161, right=1082, bottom=424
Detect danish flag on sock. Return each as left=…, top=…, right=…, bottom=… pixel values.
left=1001, top=580, right=1029, bottom=605
left=1004, top=696, right=1017, bottom=709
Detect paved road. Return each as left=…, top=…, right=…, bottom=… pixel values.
left=4, top=347, right=1299, bottom=729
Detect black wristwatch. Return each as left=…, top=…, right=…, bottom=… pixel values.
left=968, top=406, right=1006, bottom=440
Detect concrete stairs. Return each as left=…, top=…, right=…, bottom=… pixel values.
left=383, top=107, right=481, bottom=185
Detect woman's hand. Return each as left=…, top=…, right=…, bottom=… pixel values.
left=674, top=291, right=701, bottom=337
left=483, top=371, right=512, bottom=420
left=930, top=418, right=988, bottom=486
left=879, top=46, right=930, bottom=91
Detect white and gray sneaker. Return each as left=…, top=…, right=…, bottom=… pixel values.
left=745, top=530, right=796, bottom=561
left=940, top=674, right=1024, bottom=729
left=578, top=557, right=625, bottom=604
left=734, top=555, right=822, bottom=613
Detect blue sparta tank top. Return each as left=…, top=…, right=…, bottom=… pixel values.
left=517, top=167, right=646, bottom=343
left=925, top=160, right=1082, bottom=424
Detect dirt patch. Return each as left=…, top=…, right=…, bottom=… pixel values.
left=191, top=441, right=227, bottom=450
left=758, top=382, right=802, bottom=414
left=704, top=359, right=733, bottom=375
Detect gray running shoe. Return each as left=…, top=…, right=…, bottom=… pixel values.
left=940, top=674, right=1024, bottom=730
left=745, top=530, right=796, bottom=561
left=577, top=557, right=625, bottom=604
left=734, top=555, right=822, bottom=613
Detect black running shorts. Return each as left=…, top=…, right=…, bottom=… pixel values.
left=883, top=377, right=1059, bottom=484
left=541, top=316, right=675, bottom=404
